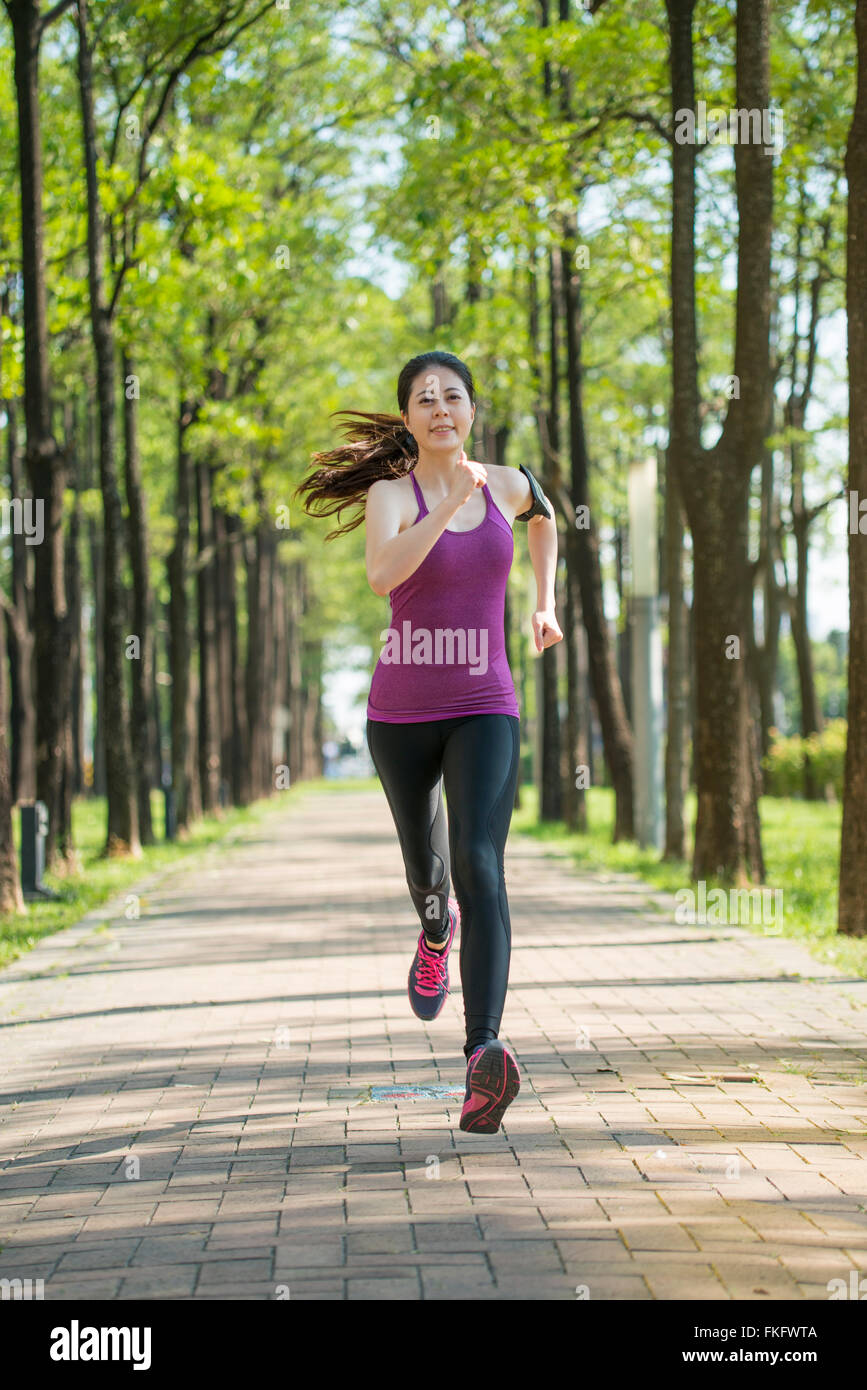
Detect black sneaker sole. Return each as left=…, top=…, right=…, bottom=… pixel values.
left=459, top=1041, right=520, bottom=1133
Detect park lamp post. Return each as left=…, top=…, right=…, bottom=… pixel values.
left=628, top=455, right=664, bottom=850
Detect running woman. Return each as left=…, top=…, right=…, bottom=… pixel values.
left=296, top=350, right=561, bottom=1132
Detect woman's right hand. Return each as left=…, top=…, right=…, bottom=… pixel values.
left=447, top=454, right=487, bottom=508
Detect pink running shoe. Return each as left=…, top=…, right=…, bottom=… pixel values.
left=407, top=897, right=460, bottom=1021
left=459, top=1040, right=521, bottom=1133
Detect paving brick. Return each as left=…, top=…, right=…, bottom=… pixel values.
left=1, top=787, right=866, bottom=1302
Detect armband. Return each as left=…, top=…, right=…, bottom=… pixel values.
left=516, top=464, right=553, bottom=521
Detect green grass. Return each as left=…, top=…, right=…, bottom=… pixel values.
left=0, top=776, right=375, bottom=970
left=511, top=784, right=867, bottom=980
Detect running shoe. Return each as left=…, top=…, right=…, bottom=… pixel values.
left=407, top=897, right=459, bottom=1021
left=459, top=1040, right=521, bottom=1133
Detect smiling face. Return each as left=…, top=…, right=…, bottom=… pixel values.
left=401, top=366, right=475, bottom=451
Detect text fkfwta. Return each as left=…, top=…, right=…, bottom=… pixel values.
left=379, top=621, right=489, bottom=675
left=50, top=1321, right=151, bottom=1371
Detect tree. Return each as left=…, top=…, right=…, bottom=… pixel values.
left=3, top=0, right=77, bottom=869
left=665, top=0, right=772, bottom=883
left=839, top=0, right=867, bottom=937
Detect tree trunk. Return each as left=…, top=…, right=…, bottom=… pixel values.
left=5, top=0, right=73, bottom=864
left=197, top=459, right=222, bottom=814
left=2, top=371, right=37, bottom=806
left=244, top=531, right=260, bottom=796
left=169, top=396, right=195, bottom=834
left=287, top=555, right=303, bottom=785
left=665, top=0, right=768, bottom=882
left=272, top=556, right=290, bottom=782
left=562, top=548, right=588, bottom=832
left=66, top=400, right=85, bottom=800
left=752, top=427, right=782, bottom=774
left=55, top=398, right=80, bottom=865
left=539, top=248, right=562, bottom=819
left=77, top=0, right=139, bottom=856
left=0, top=601, right=24, bottom=914
left=88, top=505, right=106, bottom=798
left=560, top=220, right=634, bottom=840
left=839, top=0, right=867, bottom=936
left=789, top=422, right=824, bottom=797
left=214, top=503, right=246, bottom=805
left=122, top=348, right=155, bottom=843
left=663, top=448, right=689, bottom=859
left=245, top=504, right=273, bottom=801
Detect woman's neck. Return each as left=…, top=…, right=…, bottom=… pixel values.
left=412, top=446, right=467, bottom=485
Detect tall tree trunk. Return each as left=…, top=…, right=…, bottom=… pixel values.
left=214, top=503, right=246, bottom=804
left=245, top=494, right=274, bottom=799
left=169, top=396, right=196, bottom=834
left=663, top=449, right=689, bottom=859
left=56, top=398, right=79, bottom=864
left=665, top=0, right=769, bottom=882
left=560, top=220, right=634, bottom=840
left=782, top=200, right=830, bottom=796
left=287, top=555, right=303, bottom=786
left=88, top=506, right=106, bottom=798
left=272, top=556, right=290, bottom=784
left=197, top=460, right=222, bottom=814
left=562, top=553, right=588, bottom=832
left=788, top=421, right=825, bottom=798
left=0, top=604, right=24, bottom=914
left=185, top=658, right=201, bottom=824
left=839, top=0, right=867, bottom=936
left=752, top=426, right=782, bottom=775
left=122, top=348, right=155, bottom=843
left=539, top=250, right=561, bottom=819
left=5, top=0, right=74, bottom=865
left=1, top=324, right=37, bottom=806
left=66, top=398, right=85, bottom=800
left=77, top=0, right=139, bottom=855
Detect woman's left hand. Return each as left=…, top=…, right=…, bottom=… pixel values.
left=532, top=610, right=563, bottom=652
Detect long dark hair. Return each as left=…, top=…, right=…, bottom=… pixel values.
left=294, top=350, right=476, bottom=540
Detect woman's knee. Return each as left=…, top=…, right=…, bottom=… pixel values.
left=453, top=835, right=501, bottom=900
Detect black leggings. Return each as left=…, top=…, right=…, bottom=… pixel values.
left=366, top=713, right=521, bottom=1059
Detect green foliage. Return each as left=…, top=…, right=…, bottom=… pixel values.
left=763, top=718, right=848, bottom=798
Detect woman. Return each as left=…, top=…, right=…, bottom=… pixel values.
left=296, top=350, right=561, bottom=1133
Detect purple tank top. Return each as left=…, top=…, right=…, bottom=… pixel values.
left=367, top=470, right=520, bottom=723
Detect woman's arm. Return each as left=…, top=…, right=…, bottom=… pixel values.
left=504, top=466, right=562, bottom=651
left=528, top=509, right=562, bottom=650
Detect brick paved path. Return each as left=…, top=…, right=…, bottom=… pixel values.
left=1, top=787, right=867, bottom=1301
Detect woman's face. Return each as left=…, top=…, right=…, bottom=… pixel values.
left=402, top=366, right=475, bottom=451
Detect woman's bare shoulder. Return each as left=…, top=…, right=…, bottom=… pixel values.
left=366, top=472, right=414, bottom=527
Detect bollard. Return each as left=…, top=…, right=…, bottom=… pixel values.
left=20, top=801, right=59, bottom=901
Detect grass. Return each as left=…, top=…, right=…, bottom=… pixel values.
left=0, top=776, right=374, bottom=971
left=511, top=784, right=867, bottom=981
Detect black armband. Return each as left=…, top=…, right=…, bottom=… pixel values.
left=516, top=464, right=553, bottom=521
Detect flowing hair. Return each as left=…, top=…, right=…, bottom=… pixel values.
left=294, top=350, right=475, bottom=540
